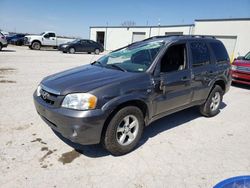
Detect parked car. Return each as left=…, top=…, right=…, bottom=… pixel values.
left=24, top=31, right=74, bottom=50
left=231, top=52, right=250, bottom=85
left=7, top=34, right=26, bottom=45
left=0, top=32, right=8, bottom=51
left=33, top=35, right=231, bottom=155
left=58, top=39, right=104, bottom=54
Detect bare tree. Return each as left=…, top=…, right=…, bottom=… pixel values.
left=121, top=20, right=136, bottom=27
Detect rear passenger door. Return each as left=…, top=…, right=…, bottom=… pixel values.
left=189, top=41, right=215, bottom=102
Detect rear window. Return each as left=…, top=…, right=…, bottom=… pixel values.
left=190, top=42, right=210, bottom=67
left=210, top=42, right=229, bottom=63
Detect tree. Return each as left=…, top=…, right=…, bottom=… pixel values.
left=121, top=20, right=136, bottom=27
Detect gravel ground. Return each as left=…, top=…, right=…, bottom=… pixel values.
left=0, top=45, right=250, bottom=188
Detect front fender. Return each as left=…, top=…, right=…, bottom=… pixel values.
left=101, top=93, right=152, bottom=119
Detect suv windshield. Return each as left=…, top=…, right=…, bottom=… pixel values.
left=94, top=41, right=164, bottom=72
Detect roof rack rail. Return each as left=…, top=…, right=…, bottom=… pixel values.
left=143, top=35, right=216, bottom=40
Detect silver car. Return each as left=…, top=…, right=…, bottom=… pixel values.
left=0, top=32, right=8, bottom=51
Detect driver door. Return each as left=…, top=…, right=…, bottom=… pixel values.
left=154, top=42, right=192, bottom=115
left=43, top=33, right=56, bottom=46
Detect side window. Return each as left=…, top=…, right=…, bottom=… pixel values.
left=190, top=42, right=210, bottom=67
left=209, top=42, right=229, bottom=63
left=81, top=40, right=87, bottom=44
left=160, top=43, right=187, bottom=73
left=49, top=33, right=55, bottom=38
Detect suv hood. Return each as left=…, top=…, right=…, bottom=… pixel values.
left=41, top=65, right=134, bottom=95
left=233, top=59, right=250, bottom=67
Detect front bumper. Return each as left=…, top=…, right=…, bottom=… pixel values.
left=33, top=93, right=107, bottom=145
left=2, top=43, right=8, bottom=47
left=231, top=70, right=250, bottom=85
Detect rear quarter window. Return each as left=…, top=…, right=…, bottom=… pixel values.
left=209, top=42, right=229, bottom=63
left=190, top=41, right=210, bottom=67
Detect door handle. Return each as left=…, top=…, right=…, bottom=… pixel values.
left=181, top=76, right=189, bottom=81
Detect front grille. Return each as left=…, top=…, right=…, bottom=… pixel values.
left=235, top=66, right=250, bottom=73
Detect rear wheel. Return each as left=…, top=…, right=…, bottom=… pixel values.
left=102, top=106, right=144, bottom=155
left=199, top=85, right=223, bottom=117
left=69, top=47, right=75, bottom=54
left=94, top=48, right=100, bottom=55
left=31, top=41, right=41, bottom=50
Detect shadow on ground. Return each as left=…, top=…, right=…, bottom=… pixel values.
left=53, top=103, right=227, bottom=158
left=231, top=82, right=250, bottom=90
left=0, top=49, right=16, bottom=52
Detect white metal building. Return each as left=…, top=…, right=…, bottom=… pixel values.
left=90, top=18, right=250, bottom=60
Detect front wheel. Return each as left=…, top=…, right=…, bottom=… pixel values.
left=0, top=43, right=2, bottom=51
left=102, top=106, right=144, bottom=155
left=94, top=48, right=100, bottom=55
left=31, top=41, right=41, bottom=50
left=199, top=85, right=223, bottom=117
left=69, top=47, right=75, bottom=54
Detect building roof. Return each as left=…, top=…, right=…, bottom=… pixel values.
left=90, top=24, right=194, bottom=29
left=90, top=18, right=250, bottom=29
left=195, top=18, right=250, bottom=22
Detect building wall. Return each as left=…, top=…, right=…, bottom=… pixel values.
left=90, top=19, right=250, bottom=59
left=194, top=20, right=250, bottom=60
left=90, top=25, right=193, bottom=51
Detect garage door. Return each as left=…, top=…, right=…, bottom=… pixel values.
left=215, top=36, right=237, bottom=61
left=132, top=32, right=146, bottom=43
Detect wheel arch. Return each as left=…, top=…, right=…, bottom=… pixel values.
left=100, top=99, right=149, bottom=141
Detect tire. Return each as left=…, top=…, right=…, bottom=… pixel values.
left=69, top=47, right=75, bottom=54
left=102, top=106, right=144, bottom=155
left=199, top=85, right=223, bottom=117
left=31, top=41, right=41, bottom=50
left=94, top=48, right=100, bottom=55
left=0, top=43, right=2, bottom=51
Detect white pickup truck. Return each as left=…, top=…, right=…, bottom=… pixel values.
left=24, top=31, right=74, bottom=50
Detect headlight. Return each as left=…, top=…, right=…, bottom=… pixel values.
left=231, top=65, right=237, bottom=71
left=61, top=93, right=97, bottom=110
left=62, top=44, right=68, bottom=48
left=36, top=85, right=42, bottom=96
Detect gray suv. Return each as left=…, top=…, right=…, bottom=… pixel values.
left=34, top=35, right=231, bottom=155
left=0, top=32, right=8, bottom=51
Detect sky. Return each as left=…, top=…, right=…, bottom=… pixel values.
left=0, top=0, right=250, bottom=38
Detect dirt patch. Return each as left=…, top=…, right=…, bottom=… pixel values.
left=41, top=147, right=48, bottom=151
left=41, top=164, right=48, bottom=168
left=0, top=68, right=16, bottom=73
left=40, top=150, right=53, bottom=162
left=58, top=150, right=81, bottom=165
left=0, top=80, right=16, bottom=83
left=15, top=124, right=30, bottom=131
left=31, top=138, right=47, bottom=145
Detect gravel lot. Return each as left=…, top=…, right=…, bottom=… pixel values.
left=0, top=45, right=250, bottom=188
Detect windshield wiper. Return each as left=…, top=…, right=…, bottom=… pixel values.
left=92, top=61, right=104, bottom=67
left=109, top=64, right=127, bottom=72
